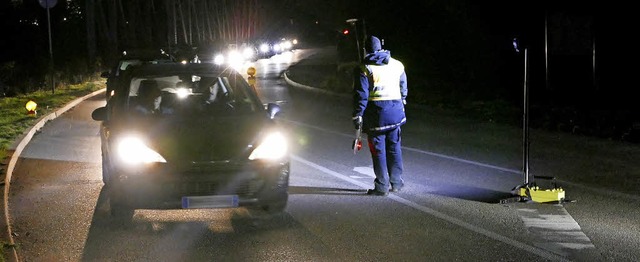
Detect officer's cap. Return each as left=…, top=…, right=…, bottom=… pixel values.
left=365, top=35, right=382, bottom=53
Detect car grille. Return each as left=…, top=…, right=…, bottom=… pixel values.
left=161, top=178, right=264, bottom=197
left=119, top=161, right=286, bottom=200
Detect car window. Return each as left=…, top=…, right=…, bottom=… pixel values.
left=126, top=74, right=261, bottom=118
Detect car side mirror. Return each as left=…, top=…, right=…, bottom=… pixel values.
left=266, top=103, right=281, bottom=119
left=91, top=107, right=107, bottom=121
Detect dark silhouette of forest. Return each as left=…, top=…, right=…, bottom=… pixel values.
left=0, top=0, right=637, bottom=142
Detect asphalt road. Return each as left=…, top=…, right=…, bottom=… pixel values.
left=4, top=48, right=639, bottom=261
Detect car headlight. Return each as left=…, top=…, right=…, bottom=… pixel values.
left=248, top=132, right=288, bottom=160
left=243, top=47, right=255, bottom=59
left=117, top=136, right=166, bottom=164
left=259, top=43, right=270, bottom=53
left=227, top=50, right=244, bottom=66
left=282, top=40, right=292, bottom=50
left=213, top=54, right=225, bottom=65
left=273, top=44, right=282, bottom=52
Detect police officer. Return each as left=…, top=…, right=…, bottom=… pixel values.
left=353, top=35, right=408, bottom=196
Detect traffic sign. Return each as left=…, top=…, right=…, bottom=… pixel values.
left=39, top=0, right=57, bottom=9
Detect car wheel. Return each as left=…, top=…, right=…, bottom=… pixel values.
left=109, top=186, right=134, bottom=220
left=110, top=199, right=134, bottom=221
left=261, top=192, right=289, bottom=214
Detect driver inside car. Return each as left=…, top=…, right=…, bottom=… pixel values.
left=133, top=79, right=162, bottom=115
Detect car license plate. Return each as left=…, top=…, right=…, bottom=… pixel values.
left=181, top=195, right=239, bottom=209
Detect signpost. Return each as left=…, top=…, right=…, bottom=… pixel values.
left=346, top=18, right=365, bottom=63
left=39, top=0, right=57, bottom=94
left=501, top=38, right=567, bottom=204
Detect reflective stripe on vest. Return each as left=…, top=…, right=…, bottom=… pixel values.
left=365, top=58, right=404, bottom=101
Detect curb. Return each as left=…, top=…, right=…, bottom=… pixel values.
left=283, top=70, right=350, bottom=99
left=283, top=69, right=428, bottom=112
left=2, top=88, right=105, bottom=262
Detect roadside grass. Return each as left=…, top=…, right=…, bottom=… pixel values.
left=1, top=241, right=17, bottom=262
left=0, top=81, right=105, bottom=162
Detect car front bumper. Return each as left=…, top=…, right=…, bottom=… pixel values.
left=110, top=161, right=289, bottom=209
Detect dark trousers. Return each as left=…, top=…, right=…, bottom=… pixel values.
left=367, top=127, right=404, bottom=192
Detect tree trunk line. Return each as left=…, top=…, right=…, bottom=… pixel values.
left=86, top=0, right=266, bottom=67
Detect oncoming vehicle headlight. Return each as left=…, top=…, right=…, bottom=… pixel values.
left=213, top=54, right=225, bottom=65
left=282, top=40, right=293, bottom=50
left=227, top=50, right=244, bottom=66
left=259, top=43, right=270, bottom=53
left=248, top=132, right=288, bottom=160
left=273, top=44, right=282, bottom=53
left=243, top=47, right=255, bottom=59
left=117, top=136, right=166, bottom=165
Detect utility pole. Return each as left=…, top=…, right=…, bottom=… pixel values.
left=346, top=18, right=362, bottom=63
left=39, top=0, right=57, bottom=94
left=545, top=10, right=549, bottom=91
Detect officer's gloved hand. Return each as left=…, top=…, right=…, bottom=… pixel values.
left=352, top=116, right=362, bottom=130
left=402, top=99, right=407, bottom=105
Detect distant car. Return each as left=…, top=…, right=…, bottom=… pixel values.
left=256, top=40, right=277, bottom=58
left=211, top=43, right=258, bottom=66
left=257, top=37, right=298, bottom=58
left=101, top=49, right=174, bottom=101
left=91, top=63, right=290, bottom=219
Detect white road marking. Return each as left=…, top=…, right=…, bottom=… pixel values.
left=402, top=147, right=521, bottom=174
left=280, top=119, right=521, bottom=174
left=285, top=119, right=598, bottom=258
left=518, top=206, right=595, bottom=257
left=293, top=155, right=568, bottom=261
left=352, top=166, right=375, bottom=178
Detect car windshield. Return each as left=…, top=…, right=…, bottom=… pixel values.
left=125, top=73, right=261, bottom=118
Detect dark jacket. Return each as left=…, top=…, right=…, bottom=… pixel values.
left=353, top=50, right=407, bottom=133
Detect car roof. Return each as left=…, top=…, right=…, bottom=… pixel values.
left=127, top=63, right=237, bottom=77
left=120, top=49, right=172, bottom=60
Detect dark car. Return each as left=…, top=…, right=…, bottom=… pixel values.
left=91, top=63, right=290, bottom=219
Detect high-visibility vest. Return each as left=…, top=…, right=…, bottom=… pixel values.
left=362, top=58, right=404, bottom=101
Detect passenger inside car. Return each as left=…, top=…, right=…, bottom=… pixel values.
left=206, top=77, right=231, bottom=105
left=159, top=91, right=176, bottom=115
left=132, top=79, right=162, bottom=115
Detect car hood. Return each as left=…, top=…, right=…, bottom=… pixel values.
left=118, top=114, right=273, bottom=163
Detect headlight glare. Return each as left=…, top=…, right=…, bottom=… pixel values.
left=117, top=136, right=166, bottom=164
left=228, top=50, right=244, bottom=66
left=213, top=54, right=225, bottom=65
left=243, top=47, right=255, bottom=59
left=249, top=132, right=288, bottom=160
left=259, top=43, right=269, bottom=53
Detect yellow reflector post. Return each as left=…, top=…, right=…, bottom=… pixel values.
left=26, top=100, right=37, bottom=115
left=247, top=66, right=256, bottom=77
